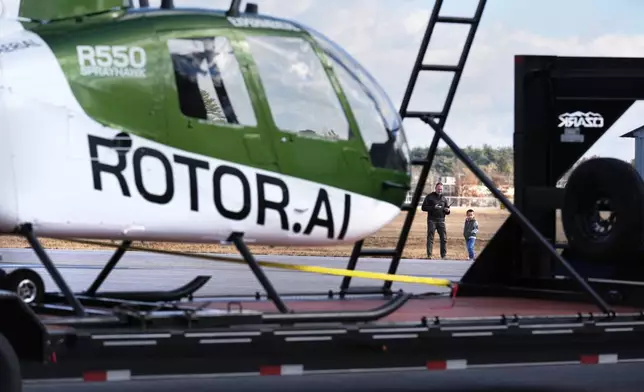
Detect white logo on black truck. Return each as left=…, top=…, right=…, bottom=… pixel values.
left=558, top=111, right=604, bottom=128
left=558, top=111, right=604, bottom=144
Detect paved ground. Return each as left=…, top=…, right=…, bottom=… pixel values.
left=0, top=248, right=471, bottom=296
left=25, top=362, right=644, bottom=392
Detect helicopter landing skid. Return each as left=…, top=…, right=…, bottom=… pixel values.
left=17, top=227, right=212, bottom=306
left=12, top=224, right=413, bottom=325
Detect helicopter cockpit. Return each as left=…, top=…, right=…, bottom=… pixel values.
left=303, top=25, right=412, bottom=175
left=165, top=15, right=411, bottom=179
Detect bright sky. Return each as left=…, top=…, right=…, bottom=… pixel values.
left=147, top=0, right=642, bottom=162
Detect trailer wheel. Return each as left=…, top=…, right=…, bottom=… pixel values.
left=0, top=332, right=21, bottom=392
left=2, top=269, right=44, bottom=305
left=562, top=157, right=644, bottom=262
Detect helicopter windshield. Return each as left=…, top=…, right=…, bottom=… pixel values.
left=245, top=35, right=351, bottom=141
left=303, top=25, right=411, bottom=174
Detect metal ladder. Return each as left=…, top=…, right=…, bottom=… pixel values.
left=339, top=0, right=487, bottom=297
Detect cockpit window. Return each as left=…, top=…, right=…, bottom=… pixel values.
left=305, top=28, right=400, bottom=133
left=167, top=36, right=257, bottom=126
left=245, top=35, right=350, bottom=141
left=304, top=26, right=411, bottom=173
left=327, top=56, right=388, bottom=148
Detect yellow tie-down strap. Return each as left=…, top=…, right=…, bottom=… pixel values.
left=62, top=238, right=453, bottom=289
left=254, top=259, right=453, bottom=288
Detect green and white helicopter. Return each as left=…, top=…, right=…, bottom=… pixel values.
left=0, top=0, right=411, bottom=247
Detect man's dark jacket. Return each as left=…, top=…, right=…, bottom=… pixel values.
left=421, top=192, right=451, bottom=222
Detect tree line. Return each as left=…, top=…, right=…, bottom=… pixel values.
left=410, top=145, right=514, bottom=186
left=410, top=145, right=635, bottom=188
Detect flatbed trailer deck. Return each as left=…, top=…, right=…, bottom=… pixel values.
left=200, top=296, right=638, bottom=319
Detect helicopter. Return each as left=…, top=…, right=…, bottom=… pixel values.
left=0, top=0, right=412, bottom=248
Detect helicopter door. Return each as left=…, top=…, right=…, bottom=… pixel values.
left=242, top=34, right=355, bottom=181
left=155, top=28, right=278, bottom=171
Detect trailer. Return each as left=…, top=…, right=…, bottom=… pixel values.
left=3, top=0, right=644, bottom=390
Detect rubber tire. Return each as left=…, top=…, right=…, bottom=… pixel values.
left=0, top=333, right=22, bottom=392
left=3, top=269, right=45, bottom=305
left=562, top=157, right=644, bottom=263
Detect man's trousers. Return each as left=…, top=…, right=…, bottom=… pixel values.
left=427, top=220, right=447, bottom=258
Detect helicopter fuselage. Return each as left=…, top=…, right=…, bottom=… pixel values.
left=0, top=6, right=411, bottom=246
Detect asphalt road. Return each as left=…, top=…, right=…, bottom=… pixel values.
left=0, top=248, right=471, bottom=296
left=24, top=363, right=644, bottom=392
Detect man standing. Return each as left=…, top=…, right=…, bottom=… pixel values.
left=421, top=182, right=451, bottom=259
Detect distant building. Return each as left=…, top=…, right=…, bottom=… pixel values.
left=620, top=126, right=644, bottom=179
left=438, top=176, right=456, bottom=186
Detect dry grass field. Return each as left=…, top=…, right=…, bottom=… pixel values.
left=0, top=207, right=567, bottom=260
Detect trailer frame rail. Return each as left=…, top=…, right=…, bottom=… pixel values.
left=21, top=309, right=644, bottom=383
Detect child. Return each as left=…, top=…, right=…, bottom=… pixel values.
left=463, top=209, right=479, bottom=260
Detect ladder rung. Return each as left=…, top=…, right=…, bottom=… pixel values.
left=404, top=111, right=443, bottom=120
left=420, top=64, right=460, bottom=72
left=360, top=248, right=397, bottom=257
left=401, top=203, right=416, bottom=211
left=437, top=16, right=477, bottom=24
left=411, top=159, right=429, bottom=166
